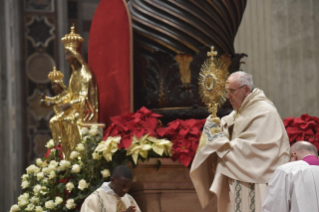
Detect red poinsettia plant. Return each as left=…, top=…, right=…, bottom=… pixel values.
left=103, top=107, right=162, bottom=149
left=156, top=119, right=205, bottom=167
left=283, top=113, right=319, bottom=151
left=103, top=107, right=206, bottom=167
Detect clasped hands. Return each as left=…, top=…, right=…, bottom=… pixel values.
left=122, top=205, right=136, bottom=212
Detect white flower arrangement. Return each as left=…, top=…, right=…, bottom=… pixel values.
left=78, top=179, right=89, bottom=190
left=11, top=124, right=173, bottom=211
left=65, top=199, right=76, bottom=209
left=44, top=200, right=55, bottom=209
left=69, top=151, right=80, bottom=160
left=65, top=182, right=74, bottom=193
left=101, top=169, right=111, bottom=178
left=71, top=164, right=81, bottom=173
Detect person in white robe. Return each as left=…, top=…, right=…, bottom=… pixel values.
left=262, top=141, right=319, bottom=212
left=190, top=71, right=290, bottom=212
left=81, top=165, right=141, bottom=212
left=261, top=160, right=319, bottom=212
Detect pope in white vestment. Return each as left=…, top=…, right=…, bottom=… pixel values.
left=262, top=160, right=319, bottom=212
left=190, top=71, right=290, bottom=212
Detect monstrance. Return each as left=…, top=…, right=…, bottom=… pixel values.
left=199, top=46, right=229, bottom=118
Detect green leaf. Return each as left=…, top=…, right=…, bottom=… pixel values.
left=57, top=183, right=65, bottom=193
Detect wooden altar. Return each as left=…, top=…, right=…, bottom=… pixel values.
left=129, top=159, right=217, bottom=212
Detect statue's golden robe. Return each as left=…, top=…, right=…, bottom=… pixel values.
left=44, top=90, right=71, bottom=144
left=190, top=88, right=290, bottom=212
left=81, top=182, right=141, bottom=212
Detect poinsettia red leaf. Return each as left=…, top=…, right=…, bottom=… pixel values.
left=301, top=114, right=310, bottom=121
left=304, top=128, right=315, bottom=135
left=125, top=119, right=139, bottom=129
left=103, top=123, right=116, bottom=138
left=179, top=128, right=189, bottom=138
left=110, top=128, right=122, bottom=137
left=137, top=107, right=162, bottom=118
left=186, top=119, right=198, bottom=128
left=168, top=120, right=180, bottom=130
left=294, top=117, right=305, bottom=126
left=156, top=127, right=167, bottom=137
left=285, top=126, right=300, bottom=136
left=119, top=135, right=132, bottom=149
left=149, top=113, right=162, bottom=118
left=110, top=116, right=129, bottom=131
left=59, top=178, right=68, bottom=184
left=140, top=117, right=158, bottom=131
left=313, top=142, right=319, bottom=151
left=44, top=149, right=51, bottom=158
left=131, top=112, right=141, bottom=119
left=131, top=129, right=144, bottom=139
left=120, top=111, right=134, bottom=118
left=289, top=134, right=299, bottom=143
left=299, top=121, right=317, bottom=130
left=149, top=131, right=157, bottom=137
left=138, top=106, right=152, bottom=115
left=283, top=117, right=294, bottom=127
left=178, top=153, right=193, bottom=167
left=56, top=144, right=63, bottom=160
left=189, top=127, right=200, bottom=136
left=313, top=125, right=319, bottom=133
left=310, top=116, right=319, bottom=124
left=193, top=119, right=206, bottom=129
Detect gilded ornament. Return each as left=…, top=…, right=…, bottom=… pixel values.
left=40, top=25, right=101, bottom=159
left=198, top=46, right=229, bottom=118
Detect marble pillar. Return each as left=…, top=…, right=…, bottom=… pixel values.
left=0, top=0, right=25, bottom=211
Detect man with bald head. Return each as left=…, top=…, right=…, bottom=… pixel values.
left=290, top=141, right=319, bottom=165
left=262, top=142, right=319, bottom=211
left=81, top=165, right=141, bottom=212
left=190, top=71, right=290, bottom=212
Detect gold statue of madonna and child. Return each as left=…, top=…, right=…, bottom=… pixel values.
left=40, top=26, right=100, bottom=159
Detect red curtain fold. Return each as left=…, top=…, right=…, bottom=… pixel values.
left=88, top=0, right=133, bottom=127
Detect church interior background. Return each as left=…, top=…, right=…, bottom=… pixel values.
left=1, top=0, right=319, bottom=211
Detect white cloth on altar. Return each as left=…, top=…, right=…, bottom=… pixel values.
left=80, top=182, right=141, bottom=212
left=262, top=160, right=319, bottom=212
left=190, top=88, right=290, bottom=211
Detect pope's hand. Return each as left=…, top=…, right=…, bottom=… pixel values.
left=205, top=115, right=221, bottom=127
left=123, top=205, right=136, bottom=212
left=205, top=115, right=221, bottom=134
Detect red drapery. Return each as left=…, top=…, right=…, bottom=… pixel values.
left=88, top=0, right=133, bottom=127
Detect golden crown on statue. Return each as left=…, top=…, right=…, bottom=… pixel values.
left=61, top=25, right=84, bottom=48
left=48, top=66, right=64, bottom=82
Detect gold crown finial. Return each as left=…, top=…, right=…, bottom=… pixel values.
left=48, top=66, right=64, bottom=82
left=61, top=24, right=84, bottom=48
left=71, top=23, right=75, bottom=33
